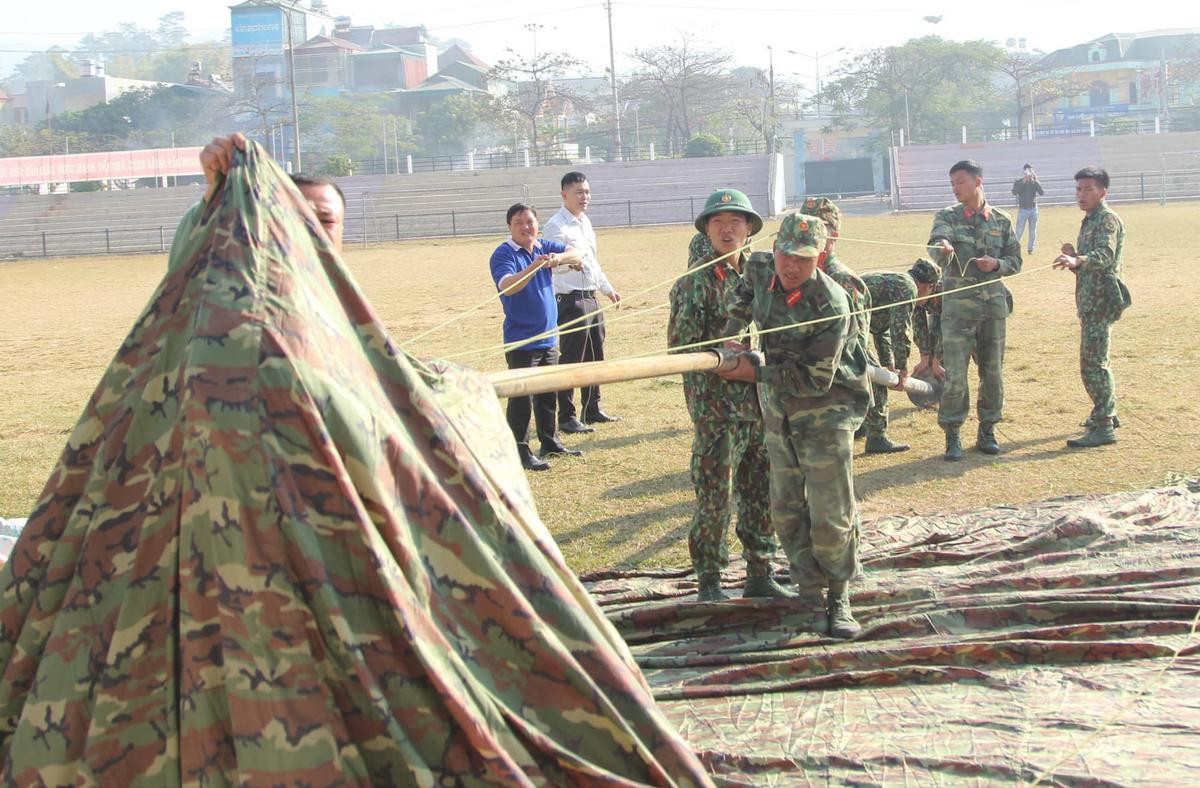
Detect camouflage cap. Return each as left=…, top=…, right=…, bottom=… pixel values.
left=909, top=257, right=942, bottom=284
left=774, top=212, right=827, bottom=257
left=800, top=196, right=841, bottom=233
left=695, top=188, right=763, bottom=235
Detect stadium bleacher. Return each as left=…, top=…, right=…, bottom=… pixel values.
left=0, top=155, right=771, bottom=258
left=894, top=130, right=1200, bottom=211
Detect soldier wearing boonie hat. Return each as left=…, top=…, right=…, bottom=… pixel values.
left=800, top=196, right=874, bottom=437
left=669, top=188, right=791, bottom=603
left=718, top=212, right=871, bottom=640
left=860, top=257, right=943, bottom=454
left=910, top=257, right=947, bottom=388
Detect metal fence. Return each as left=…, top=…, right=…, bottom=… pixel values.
left=346, top=139, right=773, bottom=177
left=900, top=107, right=1200, bottom=146
left=0, top=193, right=770, bottom=259
left=895, top=168, right=1200, bottom=212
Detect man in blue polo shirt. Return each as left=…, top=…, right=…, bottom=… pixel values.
left=490, top=203, right=586, bottom=471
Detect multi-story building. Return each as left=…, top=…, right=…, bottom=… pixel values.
left=230, top=0, right=332, bottom=98
left=1039, top=28, right=1200, bottom=124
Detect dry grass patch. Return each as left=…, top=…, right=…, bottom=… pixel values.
left=2, top=203, right=1198, bottom=574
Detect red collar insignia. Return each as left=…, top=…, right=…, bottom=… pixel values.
left=963, top=204, right=991, bottom=220
left=714, top=262, right=726, bottom=281
left=770, top=274, right=804, bottom=305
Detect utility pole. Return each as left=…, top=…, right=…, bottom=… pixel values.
left=903, top=87, right=912, bottom=143
left=282, top=2, right=302, bottom=172
left=382, top=116, right=388, bottom=175
left=767, top=45, right=776, bottom=153
left=606, top=0, right=622, bottom=161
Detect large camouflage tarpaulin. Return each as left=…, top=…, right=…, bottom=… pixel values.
left=586, top=483, right=1200, bottom=785
left=0, top=144, right=711, bottom=786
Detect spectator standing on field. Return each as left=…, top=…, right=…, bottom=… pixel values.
left=1011, top=164, right=1044, bottom=254
left=543, top=172, right=622, bottom=434
left=488, top=203, right=586, bottom=471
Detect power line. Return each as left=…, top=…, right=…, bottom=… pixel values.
left=0, top=29, right=230, bottom=36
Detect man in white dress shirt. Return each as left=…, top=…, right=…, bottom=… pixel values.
left=543, top=171, right=623, bottom=432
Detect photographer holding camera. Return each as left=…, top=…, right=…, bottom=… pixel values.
left=1011, top=163, right=1044, bottom=254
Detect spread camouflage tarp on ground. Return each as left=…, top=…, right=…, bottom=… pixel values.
left=584, top=483, right=1200, bottom=784
left=0, top=144, right=711, bottom=786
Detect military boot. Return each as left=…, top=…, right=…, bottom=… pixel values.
left=696, top=574, right=729, bottom=602
left=1082, top=414, right=1121, bottom=430
left=865, top=435, right=910, bottom=454
left=517, top=443, right=550, bottom=471
left=853, top=424, right=867, bottom=441
left=789, top=584, right=827, bottom=634
left=943, top=428, right=964, bottom=461
left=1067, top=418, right=1117, bottom=449
left=827, top=580, right=861, bottom=640
left=743, top=570, right=796, bottom=599
left=794, top=585, right=826, bottom=608
left=976, top=422, right=1000, bottom=455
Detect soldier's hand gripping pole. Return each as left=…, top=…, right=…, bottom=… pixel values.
left=867, top=365, right=943, bottom=410
left=486, top=347, right=745, bottom=399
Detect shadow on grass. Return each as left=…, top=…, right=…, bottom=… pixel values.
left=570, top=426, right=688, bottom=452
left=600, top=471, right=689, bottom=500
left=556, top=501, right=692, bottom=567
left=855, top=428, right=1078, bottom=500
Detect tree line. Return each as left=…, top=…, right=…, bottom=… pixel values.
left=2, top=14, right=1167, bottom=172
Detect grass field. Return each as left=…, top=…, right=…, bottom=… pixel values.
left=2, top=202, right=1198, bottom=573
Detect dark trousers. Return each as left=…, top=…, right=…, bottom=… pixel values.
left=504, top=346, right=560, bottom=449
left=555, top=290, right=606, bottom=421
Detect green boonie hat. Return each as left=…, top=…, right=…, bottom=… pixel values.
left=775, top=212, right=828, bottom=257
left=800, top=195, right=841, bottom=233
left=687, top=232, right=714, bottom=267
left=909, top=257, right=942, bottom=284
left=694, top=188, right=763, bottom=235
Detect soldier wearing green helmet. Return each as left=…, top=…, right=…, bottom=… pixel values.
left=668, top=188, right=792, bottom=603
left=720, top=212, right=871, bottom=639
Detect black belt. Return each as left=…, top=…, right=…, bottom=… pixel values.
left=563, top=289, right=596, bottom=298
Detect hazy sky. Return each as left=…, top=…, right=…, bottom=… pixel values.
left=3, top=0, right=1196, bottom=86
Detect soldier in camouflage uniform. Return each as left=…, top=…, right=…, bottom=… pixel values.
left=927, top=160, right=1022, bottom=461
left=1054, top=166, right=1131, bottom=448
left=721, top=214, right=872, bottom=639
left=668, top=189, right=791, bottom=603
left=799, top=196, right=874, bottom=439
left=912, top=277, right=945, bottom=381
left=861, top=258, right=942, bottom=453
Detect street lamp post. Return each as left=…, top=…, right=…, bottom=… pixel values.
left=787, top=47, right=845, bottom=117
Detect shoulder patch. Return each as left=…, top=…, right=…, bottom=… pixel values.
left=1102, top=215, right=1119, bottom=232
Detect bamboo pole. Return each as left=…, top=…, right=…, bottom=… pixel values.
left=487, top=348, right=741, bottom=398
left=485, top=347, right=936, bottom=400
